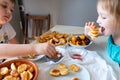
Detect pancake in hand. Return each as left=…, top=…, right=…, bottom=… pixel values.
left=90, top=27, right=99, bottom=39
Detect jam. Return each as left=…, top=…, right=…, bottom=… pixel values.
left=71, top=54, right=82, bottom=60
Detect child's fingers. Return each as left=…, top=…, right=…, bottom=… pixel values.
left=46, top=48, right=52, bottom=57
left=85, top=22, right=91, bottom=26
left=49, top=44, right=57, bottom=55
left=91, top=22, right=95, bottom=26
left=86, top=22, right=95, bottom=27
left=85, top=22, right=88, bottom=26
left=88, top=22, right=92, bottom=26
left=46, top=49, right=55, bottom=58
left=47, top=43, right=58, bottom=57
left=85, top=22, right=92, bottom=26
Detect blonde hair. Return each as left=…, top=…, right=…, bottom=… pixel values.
left=97, top=0, right=120, bottom=20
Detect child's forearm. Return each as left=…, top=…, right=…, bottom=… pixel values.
left=0, top=44, right=35, bottom=59
left=8, top=38, right=19, bottom=44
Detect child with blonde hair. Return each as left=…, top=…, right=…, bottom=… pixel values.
left=84, top=0, right=120, bottom=64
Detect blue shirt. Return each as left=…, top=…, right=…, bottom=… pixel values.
left=107, top=35, right=120, bottom=64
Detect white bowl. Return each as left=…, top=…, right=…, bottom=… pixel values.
left=68, top=34, right=93, bottom=48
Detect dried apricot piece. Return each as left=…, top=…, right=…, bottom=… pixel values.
left=79, top=34, right=85, bottom=40
left=71, top=36, right=76, bottom=43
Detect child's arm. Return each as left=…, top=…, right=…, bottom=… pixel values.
left=0, top=43, right=58, bottom=59
left=8, top=37, right=19, bottom=44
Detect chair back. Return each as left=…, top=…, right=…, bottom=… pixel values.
left=24, top=14, right=51, bottom=43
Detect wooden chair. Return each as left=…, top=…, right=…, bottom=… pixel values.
left=24, top=14, right=51, bottom=43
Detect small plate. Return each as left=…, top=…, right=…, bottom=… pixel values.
left=18, top=55, right=44, bottom=61
left=46, top=61, right=90, bottom=80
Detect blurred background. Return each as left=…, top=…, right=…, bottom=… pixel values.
left=11, top=0, right=98, bottom=43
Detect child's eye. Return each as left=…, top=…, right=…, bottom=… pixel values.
left=1, top=4, right=7, bottom=9
left=0, top=3, right=14, bottom=13
left=101, top=16, right=106, bottom=19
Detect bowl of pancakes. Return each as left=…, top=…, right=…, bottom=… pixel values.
left=68, top=34, right=93, bottom=48
left=0, top=59, right=39, bottom=80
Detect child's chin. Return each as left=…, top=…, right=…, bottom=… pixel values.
left=103, top=33, right=110, bottom=36
left=2, top=20, right=8, bottom=24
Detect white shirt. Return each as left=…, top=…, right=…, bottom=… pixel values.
left=0, top=23, right=16, bottom=43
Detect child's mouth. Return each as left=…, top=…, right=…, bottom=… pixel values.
left=101, top=27, right=105, bottom=33
left=4, top=16, right=9, bottom=19
left=2, top=16, right=9, bottom=22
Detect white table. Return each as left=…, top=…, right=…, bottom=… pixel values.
left=51, top=25, right=120, bottom=77
left=6, top=25, right=120, bottom=80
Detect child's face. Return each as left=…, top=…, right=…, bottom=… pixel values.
left=96, top=5, right=117, bottom=36
left=0, top=0, right=14, bottom=25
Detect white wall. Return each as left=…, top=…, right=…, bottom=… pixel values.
left=23, top=0, right=98, bottom=27
left=58, top=0, right=98, bottom=26
left=23, top=0, right=60, bottom=27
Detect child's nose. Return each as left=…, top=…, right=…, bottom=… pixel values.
left=96, top=17, right=101, bottom=24
left=6, top=9, right=12, bottom=15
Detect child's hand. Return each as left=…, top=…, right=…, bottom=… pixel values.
left=84, top=22, right=96, bottom=36
left=34, top=43, right=58, bottom=58
left=84, top=22, right=99, bottom=39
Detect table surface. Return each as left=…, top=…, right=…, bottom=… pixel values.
left=51, top=25, right=120, bottom=74
left=6, top=25, right=120, bottom=79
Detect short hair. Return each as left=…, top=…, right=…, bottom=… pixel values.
left=10, top=0, right=16, bottom=4
left=97, top=0, right=120, bottom=20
